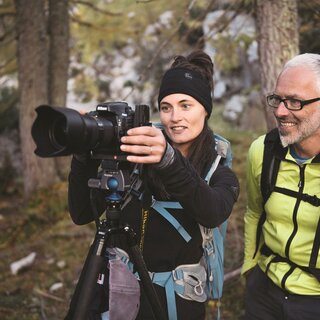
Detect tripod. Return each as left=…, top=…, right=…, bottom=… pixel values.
left=65, top=160, right=166, bottom=320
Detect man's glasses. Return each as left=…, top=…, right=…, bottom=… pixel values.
left=266, top=94, right=320, bottom=111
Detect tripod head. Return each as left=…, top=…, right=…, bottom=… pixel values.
left=103, top=176, right=123, bottom=227
left=88, top=159, right=132, bottom=192
left=88, top=159, right=142, bottom=227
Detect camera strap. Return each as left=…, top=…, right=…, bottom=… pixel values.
left=140, top=208, right=149, bottom=252
left=139, top=165, right=153, bottom=252
left=121, top=164, right=144, bottom=210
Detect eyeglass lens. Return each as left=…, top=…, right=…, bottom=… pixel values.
left=268, top=95, right=301, bottom=110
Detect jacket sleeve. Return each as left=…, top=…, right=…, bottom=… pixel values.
left=68, top=157, right=105, bottom=225
left=242, top=135, right=265, bottom=275
left=153, top=148, right=240, bottom=228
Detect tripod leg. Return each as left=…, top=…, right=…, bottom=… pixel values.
left=125, top=228, right=167, bottom=320
left=65, top=228, right=107, bottom=320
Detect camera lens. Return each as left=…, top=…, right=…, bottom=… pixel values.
left=32, top=105, right=115, bottom=157
left=31, top=103, right=150, bottom=158
left=49, top=115, right=67, bottom=149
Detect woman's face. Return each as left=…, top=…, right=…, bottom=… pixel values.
left=159, top=93, right=208, bottom=156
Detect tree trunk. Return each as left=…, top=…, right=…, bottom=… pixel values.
left=255, top=0, right=299, bottom=130
left=48, top=0, right=71, bottom=179
left=48, top=0, right=69, bottom=107
left=15, top=0, right=58, bottom=197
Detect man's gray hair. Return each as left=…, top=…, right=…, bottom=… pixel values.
left=283, top=53, right=320, bottom=92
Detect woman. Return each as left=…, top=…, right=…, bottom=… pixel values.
left=68, top=50, right=239, bottom=319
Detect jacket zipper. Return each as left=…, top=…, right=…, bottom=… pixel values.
left=284, top=164, right=305, bottom=259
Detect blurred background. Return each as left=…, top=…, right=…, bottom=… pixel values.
left=0, top=0, right=319, bottom=319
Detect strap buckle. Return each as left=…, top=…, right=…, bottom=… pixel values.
left=303, top=193, right=320, bottom=207
left=194, top=280, right=204, bottom=296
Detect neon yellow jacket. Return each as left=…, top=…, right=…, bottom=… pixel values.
left=242, top=133, right=320, bottom=295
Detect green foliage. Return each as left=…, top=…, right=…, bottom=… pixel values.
left=212, top=35, right=241, bottom=73
left=70, top=0, right=186, bottom=65
left=298, top=1, right=320, bottom=54
left=238, top=33, right=254, bottom=49
left=1, top=0, right=318, bottom=124
left=0, top=0, right=16, bottom=76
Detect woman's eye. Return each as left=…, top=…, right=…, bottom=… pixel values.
left=160, top=105, right=170, bottom=112
left=182, top=104, right=191, bottom=109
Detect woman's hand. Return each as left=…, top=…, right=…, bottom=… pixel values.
left=120, top=125, right=167, bottom=164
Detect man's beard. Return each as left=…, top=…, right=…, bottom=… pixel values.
left=278, top=110, right=320, bottom=148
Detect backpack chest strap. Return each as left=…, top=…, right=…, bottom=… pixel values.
left=151, top=200, right=192, bottom=242
left=273, top=186, right=320, bottom=207
left=150, top=152, right=223, bottom=243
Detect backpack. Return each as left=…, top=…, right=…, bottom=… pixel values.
left=150, top=133, right=233, bottom=320
left=202, top=133, right=232, bottom=300
left=253, top=128, right=317, bottom=258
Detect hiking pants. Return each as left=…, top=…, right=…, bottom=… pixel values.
left=244, top=266, right=320, bottom=320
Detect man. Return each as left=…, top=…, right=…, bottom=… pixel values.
left=242, top=53, right=320, bottom=319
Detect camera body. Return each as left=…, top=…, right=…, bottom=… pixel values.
left=31, top=101, right=150, bottom=160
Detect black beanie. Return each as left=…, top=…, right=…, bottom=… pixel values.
left=157, top=67, right=213, bottom=117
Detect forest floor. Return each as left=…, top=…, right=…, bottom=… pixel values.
left=0, top=126, right=257, bottom=320
left=0, top=183, right=95, bottom=319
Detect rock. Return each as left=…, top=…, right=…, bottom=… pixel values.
left=10, top=252, right=36, bottom=275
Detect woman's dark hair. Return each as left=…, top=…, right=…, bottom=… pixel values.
left=171, top=49, right=214, bottom=92
left=169, top=50, right=216, bottom=175
left=149, top=50, right=217, bottom=199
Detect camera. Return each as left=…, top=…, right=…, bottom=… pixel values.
left=31, top=101, right=150, bottom=160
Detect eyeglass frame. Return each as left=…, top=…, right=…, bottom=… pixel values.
left=266, top=94, right=320, bottom=111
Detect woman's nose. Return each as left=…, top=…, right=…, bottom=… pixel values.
left=170, top=108, right=182, bottom=122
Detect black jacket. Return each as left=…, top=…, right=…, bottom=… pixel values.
left=68, top=148, right=239, bottom=319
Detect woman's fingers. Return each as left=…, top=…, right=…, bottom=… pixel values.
left=120, top=125, right=166, bottom=163
left=120, top=144, right=153, bottom=155
left=125, top=154, right=161, bottom=164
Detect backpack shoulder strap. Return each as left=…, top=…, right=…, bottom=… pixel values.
left=205, top=154, right=221, bottom=183
left=205, top=133, right=232, bottom=183
left=260, top=128, right=281, bottom=204
left=253, top=128, right=281, bottom=259
left=214, top=133, right=232, bottom=168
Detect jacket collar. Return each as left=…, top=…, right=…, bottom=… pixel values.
left=270, top=128, right=320, bottom=163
